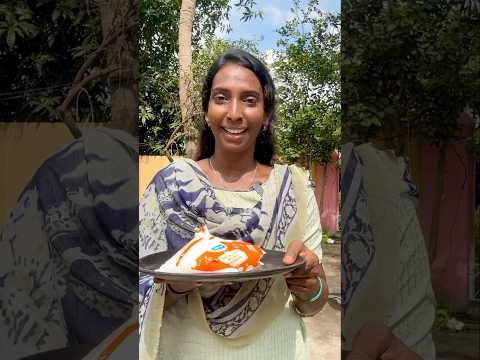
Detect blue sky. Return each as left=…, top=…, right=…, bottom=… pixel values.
left=218, top=0, right=340, bottom=52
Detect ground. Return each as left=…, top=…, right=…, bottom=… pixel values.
left=304, top=241, right=341, bottom=359
left=433, top=306, right=480, bottom=360
left=303, top=241, right=480, bottom=360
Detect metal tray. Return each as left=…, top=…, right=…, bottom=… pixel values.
left=139, top=250, right=305, bottom=282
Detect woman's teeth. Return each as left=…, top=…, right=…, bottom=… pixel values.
left=224, top=128, right=246, bottom=134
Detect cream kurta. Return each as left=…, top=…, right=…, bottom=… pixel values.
left=155, top=185, right=323, bottom=360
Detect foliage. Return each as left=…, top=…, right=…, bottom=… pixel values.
left=0, top=0, right=107, bottom=121
left=276, top=103, right=340, bottom=165
left=321, top=230, right=331, bottom=244
left=342, top=0, right=480, bottom=150
left=433, top=304, right=452, bottom=330
left=139, top=0, right=262, bottom=155
left=273, top=0, right=340, bottom=165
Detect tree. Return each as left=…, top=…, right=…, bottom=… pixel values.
left=0, top=1, right=106, bottom=122
left=58, top=0, right=138, bottom=138
left=139, top=0, right=262, bottom=155
left=342, top=0, right=480, bottom=259
left=273, top=0, right=340, bottom=166
left=342, top=0, right=480, bottom=150
left=0, top=1, right=139, bottom=137
left=178, top=0, right=197, bottom=158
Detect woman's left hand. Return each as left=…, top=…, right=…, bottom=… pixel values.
left=283, top=240, right=326, bottom=301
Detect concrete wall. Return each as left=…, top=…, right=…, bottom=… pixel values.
left=417, top=114, right=475, bottom=308
left=139, top=156, right=172, bottom=196
left=0, top=123, right=104, bottom=226
left=311, top=153, right=340, bottom=235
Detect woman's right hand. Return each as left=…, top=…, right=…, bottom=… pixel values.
left=154, top=278, right=202, bottom=294
left=347, top=323, right=423, bottom=360
left=157, top=279, right=202, bottom=308
left=166, top=281, right=202, bottom=294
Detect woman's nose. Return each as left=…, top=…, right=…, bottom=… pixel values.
left=227, top=98, right=242, bottom=121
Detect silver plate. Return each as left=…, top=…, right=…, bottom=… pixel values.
left=139, top=250, right=305, bottom=282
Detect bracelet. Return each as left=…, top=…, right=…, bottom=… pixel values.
left=307, top=277, right=324, bottom=303
left=291, top=277, right=324, bottom=317
left=293, top=277, right=324, bottom=303
left=167, top=283, right=190, bottom=295
left=291, top=302, right=318, bottom=317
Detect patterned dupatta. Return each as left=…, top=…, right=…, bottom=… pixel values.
left=341, top=143, right=401, bottom=350
left=341, top=144, right=436, bottom=357
left=0, top=129, right=138, bottom=359
left=139, top=159, right=309, bottom=359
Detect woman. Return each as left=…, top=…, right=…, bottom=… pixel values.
left=139, top=49, right=328, bottom=360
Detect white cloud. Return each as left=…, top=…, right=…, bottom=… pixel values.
left=263, top=49, right=277, bottom=66
left=262, top=6, right=293, bottom=26
left=286, top=11, right=296, bottom=22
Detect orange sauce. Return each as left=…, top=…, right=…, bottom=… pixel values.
left=193, top=241, right=263, bottom=272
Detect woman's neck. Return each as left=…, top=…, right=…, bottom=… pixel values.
left=210, top=149, right=257, bottom=176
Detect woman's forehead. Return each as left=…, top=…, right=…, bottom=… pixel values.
left=212, top=63, right=262, bottom=92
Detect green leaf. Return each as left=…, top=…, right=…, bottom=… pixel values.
left=52, top=8, right=60, bottom=22
left=6, top=28, right=15, bottom=48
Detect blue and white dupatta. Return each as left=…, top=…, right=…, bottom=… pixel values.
left=139, top=159, right=310, bottom=356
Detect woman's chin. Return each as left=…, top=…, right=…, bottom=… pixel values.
left=217, top=141, right=251, bottom=154
left=216, top=134, right=253, bottom=153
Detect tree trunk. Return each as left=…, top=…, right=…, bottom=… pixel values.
left=97, top=0, right=139, bottom=137
left=178, top=0, right=197, bottom=158
left=429, top=143, right=447, bottom=262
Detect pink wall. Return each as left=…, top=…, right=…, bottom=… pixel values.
left=312, top=151, right=340, bottom=235
left=418, top=114, right=475, bottom=308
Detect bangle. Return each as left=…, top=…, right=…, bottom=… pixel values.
left=167, top=283, right=190, bottom=295
left=294, top=277, right=324, bottom=303
left=307, top=277, right=324, bottom=303
left=291, top=302, right=317, bottom=317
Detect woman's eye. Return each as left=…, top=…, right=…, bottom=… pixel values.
left=244, top=97, right=257, bottom=105
left=214, top=95, right=227, bottom=103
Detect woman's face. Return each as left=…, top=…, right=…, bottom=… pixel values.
left=206, top=63, right=266, bottom=155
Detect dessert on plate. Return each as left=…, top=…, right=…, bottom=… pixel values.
left=158, top=226, right=265, bottom=273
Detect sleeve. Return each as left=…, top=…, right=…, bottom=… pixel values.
left=303, top=176, right=323, bottom=262
left=139, top=180, right=167, bottom=303
left=139, top=181, right=168, bottom=258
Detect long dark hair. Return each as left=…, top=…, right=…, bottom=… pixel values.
left=196, top=49, right=276, bottom=166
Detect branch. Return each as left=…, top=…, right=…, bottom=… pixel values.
left=164, top=125, right=185, bottom=153
left=59, top=66, right=121, bottom=113
left=57, top=66, right=121, bottom=139
left=74, top=19, right=137, bottom=85
left=61, top=110, right=82, bottom=139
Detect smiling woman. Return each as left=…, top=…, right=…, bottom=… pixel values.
left=196, top=50, right=276, bottom=191
left=139, top=49, right=329, bottom=360
left=198, top=49, right=276, bottom=164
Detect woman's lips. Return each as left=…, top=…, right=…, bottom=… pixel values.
left=221, top=127, right=247, bottom=139
left=222, top=127, right=247, bottom=134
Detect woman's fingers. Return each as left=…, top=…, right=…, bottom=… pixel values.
left=286, top=261, right=322, bottom=278
left=286, top=277, right=318, bottom=285
left=168, top=281, right=202, bottom=293
left=283, top=241, right=320, bottom=274
left=283, top=240, right=304, bottom=264
left=286, top=276, right=320, bottom=299
left=303, top=251, right=320, bottom=273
